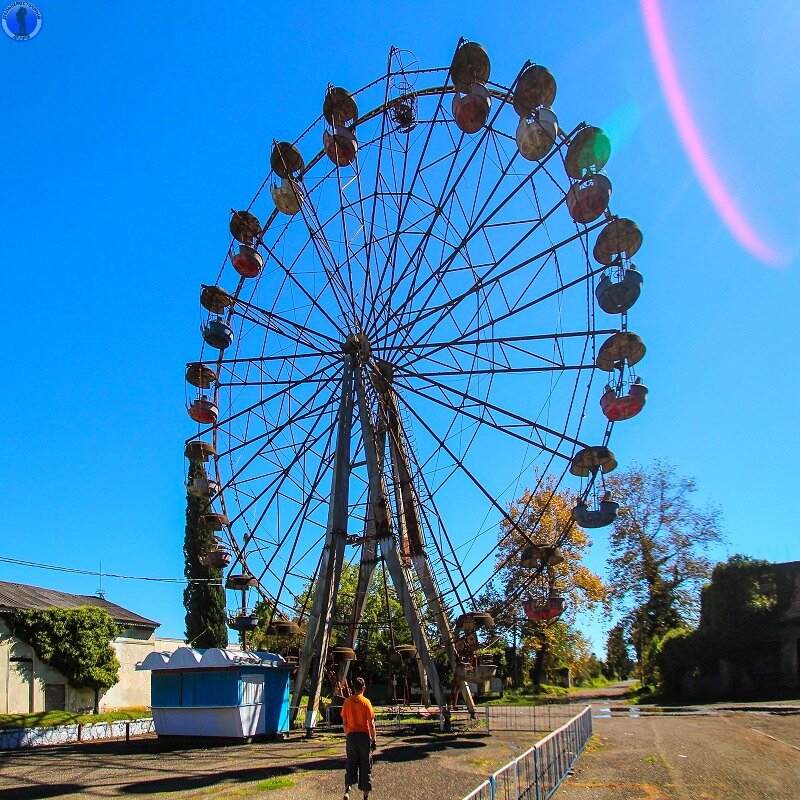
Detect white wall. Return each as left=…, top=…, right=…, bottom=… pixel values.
left=0, top=620, right=185, bottom=714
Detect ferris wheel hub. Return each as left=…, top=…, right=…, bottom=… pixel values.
left=342, top=332, right=372, bottom=363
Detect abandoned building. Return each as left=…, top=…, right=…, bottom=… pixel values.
left=0, top=580, right=184, bottom=713
left=681, top=559, right=800, bottom=697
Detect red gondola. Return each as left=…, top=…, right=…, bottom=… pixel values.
left=452, top=84, right=491, bottom=134
left=232, top=245, right=263, bottom=278
left=600, top=380, right=647, bottom=422
left=523, top=596, right=565, bottom=621
left=188, top=396, right=218, bottom=424
left=323, top=127, right=358, bottom=167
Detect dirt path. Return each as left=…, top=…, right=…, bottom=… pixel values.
left=560, top=709, right=800, bottom=800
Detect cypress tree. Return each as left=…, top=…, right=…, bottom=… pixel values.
left=183, top=461, right=228, bottom=648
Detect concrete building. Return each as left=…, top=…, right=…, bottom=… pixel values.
left=680, top=559, right=800, bottom=698
left=0, top=580, right=184, bottom=713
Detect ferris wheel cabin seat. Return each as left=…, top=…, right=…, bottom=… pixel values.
left=595, top=267, right=643, bottom=314
left=201, top=512, right=229, bottom=530
left=232, top=244, right=264, bottom=278
left=271, top=177, right=305, bottom=215
left=515, top=108, right=559, bottom=161
left=600, top=380, right=648, bottom=422
left=571, top=494, right=620, bottom=529
left=566, top=173, right=612, bottom=224
left=523, top=596, right=566, bottom=621
left=188, top=395, right=218, bottom=424
left=199, top=540, right=232, bottom=569
left=229, top=612, right=260, bottom=631
left=202, top=318, right=234, bottom=350
left=452, top=84, right=492, bottom=134
left=184, top=439, right=215, bottom=462
left=187, top=472, right=219, bottom=498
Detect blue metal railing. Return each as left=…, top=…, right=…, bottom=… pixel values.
left=462, top=705, right=593, bottom=800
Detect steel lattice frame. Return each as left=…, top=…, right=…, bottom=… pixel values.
left=186, top=42, right=639, bottom=732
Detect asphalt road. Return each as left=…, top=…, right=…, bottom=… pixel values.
left=561, top=709, right=800, bottom=800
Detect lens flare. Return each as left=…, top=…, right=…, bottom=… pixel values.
left=602, top=103, right=641, bottom=156
left=640, top=0, right=787, bottom=267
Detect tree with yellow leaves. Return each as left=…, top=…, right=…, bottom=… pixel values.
left=481, top=473, right=608, bottom=688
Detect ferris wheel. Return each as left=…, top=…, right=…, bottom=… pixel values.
left=184, top=41, right=646, bottom=731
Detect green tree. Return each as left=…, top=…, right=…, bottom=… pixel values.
left=183, top=461, right=228, bottom=648
left=604, top=622, right=634, bottom=679
left=481, top=475, right=608, bottom=688
left=6, top=606, right=120, bottom=711
left=251, top=562, right=413, bottom=686
left=605, top=460, right=724, bottom=659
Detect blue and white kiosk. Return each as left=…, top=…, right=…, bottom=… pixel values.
left=136, top=647, right=291, bottom=741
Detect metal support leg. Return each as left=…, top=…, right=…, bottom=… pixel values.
left=382, top=384, right=476, bottom=716
left=339, top=486, right=380, bottom=686
left=289, top=358, right=354, bottom=732
left=354, top=369, right=451, bottom=729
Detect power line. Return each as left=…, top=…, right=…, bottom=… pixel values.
left=0, top=555, right=222, bottom=585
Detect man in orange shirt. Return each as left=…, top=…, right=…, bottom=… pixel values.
left=341, top=676, right=377, bottom=800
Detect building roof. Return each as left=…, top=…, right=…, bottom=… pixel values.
left=0, top=580, right=159, bottom=629
left=137, top=647, right=287, bottom=671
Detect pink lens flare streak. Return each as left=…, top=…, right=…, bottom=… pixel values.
left=640, top=0, right=786, bottom=266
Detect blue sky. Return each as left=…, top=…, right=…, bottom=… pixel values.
left=1, top=2, right=798, bottom=653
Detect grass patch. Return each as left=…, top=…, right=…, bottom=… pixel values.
left=0, top=707, right=151, bottom=730
left=255, top=777, right=296, bottom=791
left=582, top=734, right=604, bottom=754
left=482, top=682, right=587, bottom=705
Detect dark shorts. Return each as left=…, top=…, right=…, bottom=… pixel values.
left=345, top=731, right=373, bottom=792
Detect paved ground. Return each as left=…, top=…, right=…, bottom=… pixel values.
left=560, top=708, right=800, bottom=800
left=2, top=696, right=798, bottom=800
left=0, top=727, right=538, bottom=800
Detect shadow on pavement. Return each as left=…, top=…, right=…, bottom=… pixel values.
left=0, top=784, right=87, bottom=800
left=378, top=736, right=487, bottom=763
left=118, top=765, right=296, bottom=794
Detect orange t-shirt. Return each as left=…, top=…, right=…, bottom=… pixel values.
left=341, top=693, right=375, bottom=734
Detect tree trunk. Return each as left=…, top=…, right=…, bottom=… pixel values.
left=531, top=641, right=549, bottom=689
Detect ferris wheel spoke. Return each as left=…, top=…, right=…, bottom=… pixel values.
left=231, top=295, right=342, bottom=353
left=394, top=390, right=542, bottom=550
left=369, top=83, right=521, bottom=347
left=224, top=405, right=339, bottom=531
left=257, top=238, right=349, bottom=338
left=381, top=200, right=597, bottom=353
left=293, top=194, right=360, bottom=327
left=394, top=329, right=617, bottom=362
left=217, top=386, right=339, bottom=500
left=375, top=121, right=580, bottom=351
left=365, top=82, right=453, bottom=327
left=394, top=364, right=590, bottom=453
left=388, top=246, right=607, bottom=368
left=207, top=360, right=340, bottom=441
left=395, top=375, right=572, bottom=460
left=390, top=422, right=478, bottom=611
left=353, top=62, right=394, bottom=323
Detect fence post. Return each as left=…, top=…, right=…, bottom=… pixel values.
left=533, top=746, right=541, bottom=800
left=485, top=705, right=490, bottom=734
